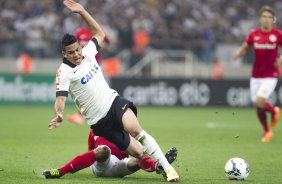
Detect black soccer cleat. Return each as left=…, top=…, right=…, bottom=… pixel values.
left=165, top=147, right=178, bottom=164
left=156, top=147, right=178, bottom=174
left=42, top=169, right=63, bottom=179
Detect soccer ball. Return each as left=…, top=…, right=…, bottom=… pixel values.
left=224, top=158, right=250, bottom=180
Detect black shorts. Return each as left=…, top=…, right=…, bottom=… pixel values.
left=90, top=96, right=137, bottom=151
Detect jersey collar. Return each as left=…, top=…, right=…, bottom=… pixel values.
left=63, top=58, right=76, bottom=68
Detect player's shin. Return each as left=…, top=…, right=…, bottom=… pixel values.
left=135, top=130, right=172, bottom=171
left=60, top=150, right=96, bottom=175
left=256, top=108, right=269, bottom=132
left=263, top=101, right=275, bottom=114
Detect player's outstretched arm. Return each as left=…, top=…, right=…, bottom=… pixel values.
left=233, top=42, right=249, bottom=60
left=63, top=0, right=105, bottom=46
left=48, top=96, right=67, bottom=129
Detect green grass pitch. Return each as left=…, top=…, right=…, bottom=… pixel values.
left=0, top=105, right=282, bottom=184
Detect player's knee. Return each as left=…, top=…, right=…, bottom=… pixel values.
left=94, top=146, right=110, bottom=162
left=255, top=97, right=265, bottom=108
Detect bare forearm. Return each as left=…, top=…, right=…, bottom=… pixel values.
left=233, top=43, right=249, bottom=60
left=54, top=97, right=66, bottom=116
left=79, top=8, right=105, bottom=43
left=236, top=47, right=247, bottom=57
left=49, top=96, right=66, bottom=129
left=63, top=0, right=105, bottom=44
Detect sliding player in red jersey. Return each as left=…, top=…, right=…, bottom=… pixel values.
left=43, top=130, right=177, bottom=178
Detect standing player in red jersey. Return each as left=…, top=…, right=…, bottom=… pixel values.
left=67, top=27, right=109, bottom=125
left=233, top=6, right=282, bottom=142
left=42, top=130, right=177, bottom=179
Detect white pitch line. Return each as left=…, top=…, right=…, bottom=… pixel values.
left=206, top=122, right=218, bottom=129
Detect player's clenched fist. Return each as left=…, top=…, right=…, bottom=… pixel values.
left=48, top=115, right=63, bottom=130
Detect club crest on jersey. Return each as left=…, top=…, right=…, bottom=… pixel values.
left=269, top=34, right=277, bottom=42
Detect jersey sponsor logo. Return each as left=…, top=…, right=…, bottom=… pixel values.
left=80, top=64, right=99, bottom=85
left=81, top=70, right=94, bottom=84
left=254, top=43, right=276, bottom=50
left=269, top=34, right=277, bottom=42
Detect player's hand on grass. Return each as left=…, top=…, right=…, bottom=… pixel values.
left=63, top=0, right=84, bottom=14
left=48, top=115, right=63, bottom=130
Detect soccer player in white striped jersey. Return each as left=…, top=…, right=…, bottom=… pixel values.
left=48, top=0, right=179, bottom=182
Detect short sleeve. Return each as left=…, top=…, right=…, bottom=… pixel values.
left=82, top=38, right=100, bottom=58
left=245, top=32, right=253, bottom=46
left=55, top=69, right=70, bottom=97
left=278, top=30, right=282, bottom=45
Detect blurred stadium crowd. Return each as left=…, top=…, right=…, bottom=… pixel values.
left=1, top=0, right=282, bottom=61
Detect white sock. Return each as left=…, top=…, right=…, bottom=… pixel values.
left=136, top=130, right=172, bottom=171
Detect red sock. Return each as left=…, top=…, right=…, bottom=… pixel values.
left=59, top=151, right=96, bottom=175
left=263, top=101, right=275, bottom=115
left=256, top=108, right=269, bottom=133
left=140, top=156, right=157, bottom=172
left=88, top=130, right=95, bottom=151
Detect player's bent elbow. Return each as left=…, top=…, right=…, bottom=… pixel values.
left=95, top=32, right=106, bottom=46
left=94, top=145, right=110, bottom=162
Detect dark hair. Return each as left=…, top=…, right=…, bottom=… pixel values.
left=62, top=33, right=77, bottom=50
left=259, top=6, right=276, bottom=17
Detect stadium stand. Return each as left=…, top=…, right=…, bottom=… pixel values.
left=1, top=0, right=281, bottom=77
